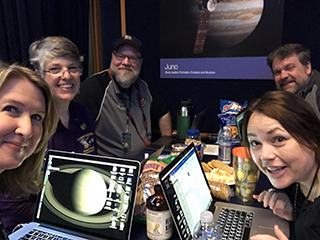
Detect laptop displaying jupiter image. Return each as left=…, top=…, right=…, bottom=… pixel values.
left=9, top=150, right=140, bottom=240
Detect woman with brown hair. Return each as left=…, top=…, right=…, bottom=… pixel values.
left=242, top=90, right=320, bottom=240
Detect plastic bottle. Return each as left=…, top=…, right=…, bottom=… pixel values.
left=218, top=126, right=232, bottom=164
left=146, top=185, right=173, bottom=240
left=185, top=129, right=203, bottom=159
left=193, top=211, right=222, bottom=240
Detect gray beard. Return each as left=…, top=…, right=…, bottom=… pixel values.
left=110, top=65, right=140, bottom=88
left=115, top=72, right=138, bottom=88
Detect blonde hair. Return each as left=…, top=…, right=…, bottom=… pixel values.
left=0, top=63, right=59, bottom=197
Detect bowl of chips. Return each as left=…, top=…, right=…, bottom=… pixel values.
left=201, top=160, right=235, bottom=201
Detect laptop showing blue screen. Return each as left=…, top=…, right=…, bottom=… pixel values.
left=159, top=143, right=289, bottom=240
left=159, top=144, right=215, bottom=239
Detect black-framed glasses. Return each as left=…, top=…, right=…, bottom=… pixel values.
left=113, top=51, right=141, bottom=64
left=43, top=66, right=83, bottom=77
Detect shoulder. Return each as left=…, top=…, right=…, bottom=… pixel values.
left=312, top=70, right=320, bottom=83
left=75, top=69, right=111, bottom=107
left=81, top=69, right=111, bottom=89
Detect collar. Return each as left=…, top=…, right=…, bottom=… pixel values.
left=299, top=70, right=315, bottom=97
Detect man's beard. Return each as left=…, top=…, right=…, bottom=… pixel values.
left=110, top=65, right=140, bottom=89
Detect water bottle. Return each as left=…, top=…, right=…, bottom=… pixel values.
left=193, top=211, right=222, bottom=240
left=218, top=126, right=232, bottom=165
left=177, top=99, right=193, bottom=138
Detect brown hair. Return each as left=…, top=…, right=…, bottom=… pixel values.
left=267, top=43, right=311, bottom=70
left=242, top=91, right=320, bottom=166
left=0, top=63, right=59, bottom=197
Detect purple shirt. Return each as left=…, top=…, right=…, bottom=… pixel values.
left=48, top=101, right=97, bottom=154
left=0, top=193, right=36, bottom=233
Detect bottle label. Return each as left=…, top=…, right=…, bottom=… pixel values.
left=146, top=209, right=173, bottom=240
left=185, top=138, right=202, bottom=159
left=218, top=145, right=231, bottom=164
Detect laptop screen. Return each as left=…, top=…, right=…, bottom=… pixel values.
left=236, top=109, right=245, bottom=142
left=159, top=144, right=213, bottom=240
left=35, top=150, right=140, bottom=240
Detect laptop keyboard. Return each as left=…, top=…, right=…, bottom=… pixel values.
left=18, top=229, right=73, bottom=240
left=217, top=208, right=253, bottom=240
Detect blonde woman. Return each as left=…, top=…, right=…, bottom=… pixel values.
left=0, top=63, right=58, bottom=233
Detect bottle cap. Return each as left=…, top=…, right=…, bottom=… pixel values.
left=200, top=211, right=214, bottom=223
left=154, top=184, right=162, bottom=194
left=186, top=129, right=200, bottom=136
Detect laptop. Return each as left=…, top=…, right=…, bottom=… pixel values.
left=9, top=150, right=141, bottom=240
left=190, top=108, right=208, bottom=130
left=235, top=109, right=245, bottom=142
left=159, top=144, right=290, bottom=240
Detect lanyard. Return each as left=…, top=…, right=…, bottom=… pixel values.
left=108, top=69, right=151, bottom=147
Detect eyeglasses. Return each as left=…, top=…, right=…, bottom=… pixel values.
left=113, top=51, right=141, bottom=64
left=43, top=66, right=83, bottom=77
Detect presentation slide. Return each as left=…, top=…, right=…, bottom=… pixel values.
left=160, top=0, right=284, bottom=80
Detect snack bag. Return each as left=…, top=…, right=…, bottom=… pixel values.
left=134, top=156, right=175, bottom=223
left=207, top=179, right=233, bottom=201
left=220, top=99, right=247, bottom=114
left=218, top=99, right=247, bottom=141
left=201, top=159, right=235, bottom=201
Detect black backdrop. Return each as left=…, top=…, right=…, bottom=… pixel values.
left=99, top=0, right=320, bottom=133
left=1, top=0, right=320, bottom=133
left=0, top=0, right=89, bottom=79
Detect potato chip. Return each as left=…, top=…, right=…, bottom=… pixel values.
left=205, top=167, right=235, bottom=184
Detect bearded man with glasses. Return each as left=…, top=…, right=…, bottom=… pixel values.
left=75, top=35, right=172, bottom=158
left=29, top=36, right=97, bottom=154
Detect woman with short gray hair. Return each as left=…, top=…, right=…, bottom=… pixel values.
left=29, top=36, right=96, bottom=154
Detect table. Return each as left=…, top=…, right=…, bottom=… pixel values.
left=130, top=145, right=273, bottom=240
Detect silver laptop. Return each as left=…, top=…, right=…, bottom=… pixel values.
left=159, top=144, right=289, bottom=240
left=9, top=150, right=141, bottom=240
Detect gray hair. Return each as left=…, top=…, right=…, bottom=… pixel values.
left=29, top=36, right=84, bottom=77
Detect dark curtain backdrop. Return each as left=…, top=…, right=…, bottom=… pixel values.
left=0, top=0, right=90, bottom=80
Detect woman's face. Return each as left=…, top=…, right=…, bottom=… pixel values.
left=0, top=77, right=45, bottom=173
left=247, top=112, right=316, bottom=189
left=43, top=58, right=81, bottom=104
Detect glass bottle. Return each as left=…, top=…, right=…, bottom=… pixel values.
left=146, top=185, right=173, bottom=240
